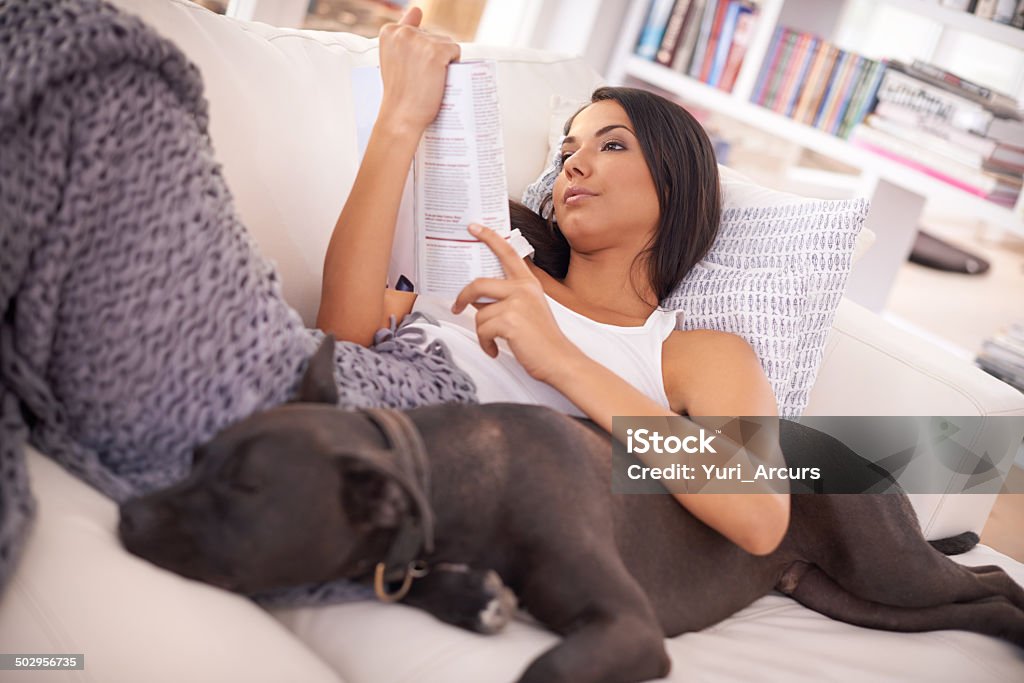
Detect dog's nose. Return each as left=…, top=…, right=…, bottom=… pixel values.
left=118, top=499, right=166, bottom=541
left=191, top=445, right=209, bottom=467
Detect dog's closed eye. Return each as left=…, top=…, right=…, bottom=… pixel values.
left=219, top=455, right=261, bottom=493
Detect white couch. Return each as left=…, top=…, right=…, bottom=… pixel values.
left=2, top=1, right=1023, bottom=681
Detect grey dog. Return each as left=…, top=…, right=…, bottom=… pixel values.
left=120, top=338, right=1024, bottom=683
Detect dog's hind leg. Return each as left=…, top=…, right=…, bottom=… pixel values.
left=514, top=553, right=670, bottom=683
left=960, top=564, right=1024, bottom=611
left=833, top=549, right=1024, bottom=612
left=785, top=564, right=1024, bottom=647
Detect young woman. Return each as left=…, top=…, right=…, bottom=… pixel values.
left=318, top=8, right=789, bottom=556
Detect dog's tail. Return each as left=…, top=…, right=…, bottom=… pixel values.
left=928, top=531, right=980, bottom=556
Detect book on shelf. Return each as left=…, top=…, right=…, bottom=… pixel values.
left=698, top=0, right=733, bottom=83
left=893, top=60, right=1021, bottom=121
left=866, top=113, right=1004, bottom=171
left=750, top=26, right=783, bottom=105
left=718, top=5, right=757, bottom=92
left=946, top=0, right=1024, bottom=24
left=353, top=62, right=517, bottom=297
left=873, top=100, right=1024, bottom=173
left=977, top=323, right=1024, bottom=392
left=990, top=144, right=1024, bottom=173
left=707, top=1, right=754, bottom=88
left=993, top=0, right=1017, bottom=25
left=875, top=68, right=995, bottom=135
left=636, top=0, right=678, bottom=61
left=672, top=0, right=708, bottom=73
left=850, top=120, right=1022, bottom=206
left=876, top=66, right=1024, bottom=147
left=636, top=0, right=759, bottom=93
left=759, top=28, right=798, bottom=108
left=811, top=50, right=852, bottom=129
left=974, top=0, right=999, bottom=20
left=749, top=28, right=885, bottom=141
left=773, top=33, right=816, bottom=116
left=837, top=60, right=887, bottom=139
left=792, top=43, right=840, bottom=125
left=823, top=54, right=866, bottom=134
left=687, top=0, right=721, bottom=79
left=985, top=116, right=1024, bottom=148
left=656, top=0, right=695, bottom=66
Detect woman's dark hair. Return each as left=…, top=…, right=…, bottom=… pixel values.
left=511, top=86, right=721, bottom=304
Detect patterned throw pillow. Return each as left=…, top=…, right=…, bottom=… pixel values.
left=667, top=190, right=868, bottom=416
left=523, top=132, right=867, bottom=417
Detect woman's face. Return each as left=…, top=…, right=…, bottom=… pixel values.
left=553, top=100, right=660, bottom=256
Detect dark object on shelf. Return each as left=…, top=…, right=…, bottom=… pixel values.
left=909, top=230, right=990, bottom=275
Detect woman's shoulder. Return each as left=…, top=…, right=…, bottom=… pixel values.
left=663, top=328, right=755, bottom=359
left=662, top=329, right=768, bottom=414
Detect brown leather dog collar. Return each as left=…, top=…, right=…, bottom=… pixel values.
left=360, top=408, right=435, bottom=602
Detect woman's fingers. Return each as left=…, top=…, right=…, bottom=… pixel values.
left=468, top=224, right=531, bottom=279
left=398, top=6, right=423, bottom=26
left=474, top=317, right=503, bottom=358
left=376, top=9, right=460, bottom=135
left=451, top=277, right=516, bottom=314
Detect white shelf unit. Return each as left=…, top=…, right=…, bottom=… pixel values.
left=882, top=0, right=1024, bottom=48
left=608, top=0, right=1024, bottom=312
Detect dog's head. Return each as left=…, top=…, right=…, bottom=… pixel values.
left=118, top=337, right=416, bottom=593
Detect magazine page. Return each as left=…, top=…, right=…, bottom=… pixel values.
left=351, top=61, right=512, bottom=297
left=414, top=60, right=511, bottom=296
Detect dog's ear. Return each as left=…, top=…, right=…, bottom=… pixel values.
left=293, top=335, right=339, bottom=405
left=335, top=456, right=409, bottom=530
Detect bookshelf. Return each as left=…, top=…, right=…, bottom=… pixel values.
left=607, top=0, right=1024, bottom=312
left=881, top=0, right=1024, bottom=47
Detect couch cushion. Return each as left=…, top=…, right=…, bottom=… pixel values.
left=271, top=543, right=1024, bottom=682
left=109, top=0, right=602, bottom=326
left=0, top=448, right=341, bottom=683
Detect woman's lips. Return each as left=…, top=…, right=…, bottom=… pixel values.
left=564, top=186, right=597, bottom=205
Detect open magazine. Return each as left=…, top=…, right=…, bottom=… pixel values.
left=352, top=60, right=530, bottom=297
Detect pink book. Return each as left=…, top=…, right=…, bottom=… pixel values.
left=850, top=138, right=991, bottom=199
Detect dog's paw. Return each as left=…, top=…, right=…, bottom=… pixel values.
left=406, top=564, right=519, bottom=634
left=476, top=570, right=518, bottom=634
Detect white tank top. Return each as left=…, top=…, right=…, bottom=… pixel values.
left=406, top=294, right=679, bottom=417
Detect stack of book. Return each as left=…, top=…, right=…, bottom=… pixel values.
left=634, top=0, right=760, bottom=93
left=750, top=27, right=886, bottom=138
left=940, top=0, right=1024, bottom=28
left=978, top=323, right=1024, bottom=393
left=848, top=60, right=1024, bottom=207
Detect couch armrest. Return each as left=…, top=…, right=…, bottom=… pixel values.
left=804, top=298, right=1024, bottom=539
left=807, top=299, right=1024, bottom=417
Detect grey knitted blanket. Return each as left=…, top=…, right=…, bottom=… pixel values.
left=0, top=0, right=476, bottom=601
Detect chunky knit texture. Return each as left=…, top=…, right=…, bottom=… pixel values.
left=0, top=0, right=476, bottom=598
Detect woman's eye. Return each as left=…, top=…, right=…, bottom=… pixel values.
left=559, top=151, right=574, bottom=165
left=602, top=140, right=625, bottom=152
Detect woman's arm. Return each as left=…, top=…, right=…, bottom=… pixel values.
left=454, top=225, right=789, bottom=556
left=545, top=340, right=789, bottom=556
left=316, top=8, right=458, bottom=346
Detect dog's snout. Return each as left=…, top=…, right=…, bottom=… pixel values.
left=191, top=444, right=209, bottom=468
left=118, top=498, right=169, bottom=541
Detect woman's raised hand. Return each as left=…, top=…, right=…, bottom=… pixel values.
left=452, top=225, right=582, bottom=385
left=377, top=7, right=461, bottom=137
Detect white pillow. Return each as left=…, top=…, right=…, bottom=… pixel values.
left=521, top=111, right=868, bottom=417
left=669, top=190, right=868, bottom=416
